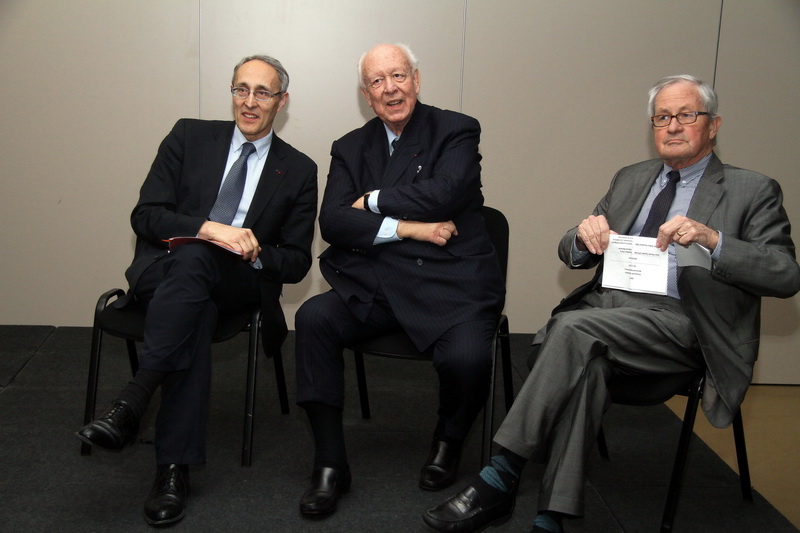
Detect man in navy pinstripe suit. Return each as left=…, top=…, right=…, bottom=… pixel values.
left=294, top=43, right=505, bottom=516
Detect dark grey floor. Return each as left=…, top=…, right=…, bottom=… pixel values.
left=0, top=325, right=796, bottom=533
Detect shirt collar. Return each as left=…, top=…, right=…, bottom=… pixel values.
left=661, top=152, right=713, bottom=187
left=383, top=123, right=399, bottom=151
left=232, top=126, right=273, bottom=160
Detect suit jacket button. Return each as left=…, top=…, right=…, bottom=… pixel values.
left=416, top=258, right=423, bottom=266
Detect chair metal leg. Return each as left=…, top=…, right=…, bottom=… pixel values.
left=660, top=377, right=703, bottom=533
left=481, top=337, right=499, bottom=465
left=242, top=314, right=259, bottom=467
left=353, top=350, right=371, bottom=419
left=732, top=410, right=753, bottom=502
left=81, top=326, right=104, bottom=456
left=125, top=340, right=138, bottom=376
left=271, top=351, right=290, bottom=415
left=498, top=316, right=514, bottom=412
left=81, top=289, right=127, bottom=456
left=596, top=426, right=610, bottom=459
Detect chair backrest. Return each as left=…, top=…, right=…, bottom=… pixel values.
left=481, top=206, right=509, bottom=282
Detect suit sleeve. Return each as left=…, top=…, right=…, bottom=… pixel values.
left=256, top=157, right=318, bottom=284
left=374, top=115, right=483, bottom=222
left=130, top=119, right=209, bottom=246
left=318, top=136, right=388, bottom=251
left=711, top=176, right=800, bottom=298
left=557, top=167, right=626, bottom=270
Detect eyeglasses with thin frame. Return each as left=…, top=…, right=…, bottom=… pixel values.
left=650, top=111, right=709, bottom=128
left=231, top=86, right=283, bottom=102
left=366, top=71, right=412, bottom=90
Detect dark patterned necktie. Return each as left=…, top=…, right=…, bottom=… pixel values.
left=208, top=142, right=256, bottom=225
left=639, top=170, right=681, bottom=237
left=390, top=137, right=398, bottom=155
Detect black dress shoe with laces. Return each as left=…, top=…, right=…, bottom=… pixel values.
left=299, top=466, right=351, bottom=516
left=422, top=480, right=516, bottom=532
left=419, top=439, right=462, bottom=491
left=144, top=464, right=189, bottom=526
left=75, top=400, right=139, bottom=451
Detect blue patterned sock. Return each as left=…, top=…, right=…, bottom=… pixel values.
left=533, top=512, right=563, bottom=532
left=478, top=453, right=523, bottom=492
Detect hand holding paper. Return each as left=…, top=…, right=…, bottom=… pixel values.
left=601, top=234, right=669, bottom=295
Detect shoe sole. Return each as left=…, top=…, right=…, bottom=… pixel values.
left=421, top=499, right=515, bottom=532
left=143, top=509, right=186, bottom=526
left=74, top=430, right=131, bottom=452
left=299, top=479, right=351, bottom=516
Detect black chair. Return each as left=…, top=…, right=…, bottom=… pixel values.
left=525, top=346, right=753, bottom=533
left=350, top=206, right=514, bottom=465
left=80, top=288, right=290, bottom=467
left=597, top=370, right=752, bottom=533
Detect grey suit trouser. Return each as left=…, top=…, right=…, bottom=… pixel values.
left=493, top=288, right=703, bottom=516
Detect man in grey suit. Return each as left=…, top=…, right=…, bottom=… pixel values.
left=424, top=75, right=800, bottom=533
left=294, top=43, right=505, bottom=516
left=76, top=55, right=317, bottom=526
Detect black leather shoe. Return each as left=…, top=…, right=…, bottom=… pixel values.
left=299, top=466, right=351, bottom=516
left=419, top=439, right=462, bottom=491
left=422, top=482, right=516, bottom=532
left=75, top=400, right=139, bottom=451
left=144, top=464, right=189, bottom=526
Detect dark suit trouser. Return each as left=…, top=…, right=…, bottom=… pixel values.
left=295, top=289, right=496, bottom=441
left=493, top=288, right=703, bottom=517
left=133, top=243, right=259, bottom=465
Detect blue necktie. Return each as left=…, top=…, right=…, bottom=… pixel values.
left=640, top=170, right=681, bottom=237
left=208, top=143, right=256, bottom=225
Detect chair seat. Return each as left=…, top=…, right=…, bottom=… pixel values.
left=97, top=302, right=252, bottom=344
left=607, top=370, right=701, bottom=406
left=350, top=331, right=434, bottom=359
left=81, top=288, right=289, bottom=467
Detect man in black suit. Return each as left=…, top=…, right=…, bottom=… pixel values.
left=76, top=54, right=318, bottom=526
left=423, top=75, right=799, bottom=533
left=294, top=43, right=505, bottom=516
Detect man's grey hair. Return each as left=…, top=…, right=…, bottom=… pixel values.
left=647, top=74, right=718, bottom=118
left=232, top=55, right=290, bottom=93
left=357, top=43, right=419, bottom=89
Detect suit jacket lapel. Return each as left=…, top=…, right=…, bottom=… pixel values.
left=379, top=104, right=426, bottom=188
left=243, top=134, right=286, bottom=227
left=686, top=153, right=724, bottom=225
left=200, top=123, right=235, bottom=216
left=362, top=122, right=389, bottom=189
left=612, top=160, right=661, bottom=234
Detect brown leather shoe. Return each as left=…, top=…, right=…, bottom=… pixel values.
left=75, top=400, right=139, bottom=451
left=419, top=439, right=462, bottom=491
left=143, top=464, right=189, bottom=526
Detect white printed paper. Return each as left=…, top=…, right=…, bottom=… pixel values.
left=676, top=242, right=712, bottom=270
left=602, top=234, right=668, bottom=295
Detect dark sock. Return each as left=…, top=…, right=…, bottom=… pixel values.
left=302, top=402, right=348, bottom=472
left=116, top=368, right=165, bottom=420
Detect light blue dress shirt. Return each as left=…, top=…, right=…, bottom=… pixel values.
left=572, top=153, right=722, bottom=298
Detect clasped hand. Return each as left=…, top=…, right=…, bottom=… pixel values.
left=352, top=193, right=457, bottom=246
left=198, top=221, right=262, bottom=262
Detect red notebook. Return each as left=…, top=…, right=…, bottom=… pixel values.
left=164, top=236, right=242, bottom=256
